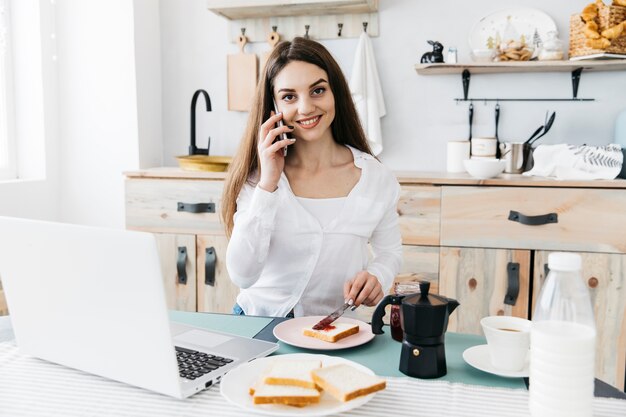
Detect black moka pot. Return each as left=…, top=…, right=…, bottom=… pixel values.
left=371, top=281, right=459, bottom=378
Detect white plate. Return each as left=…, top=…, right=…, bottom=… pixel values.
left=463, top=344, right=529, bottom=378
left=220, top=353, right=380, bottom=417
left=273, top=316, right=374, bottom=350
left=469, top=8, right=557, bottom=50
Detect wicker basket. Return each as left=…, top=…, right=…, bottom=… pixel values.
left=569, top=3, right=626, bottom=58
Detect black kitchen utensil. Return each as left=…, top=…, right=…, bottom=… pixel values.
left=529, top=111, right=556, bottom=146
left=468, top=103, right=474, bottom=155
left=495, top=104, right=501, bottom=158
left=525, top=125, right=544, bottom=144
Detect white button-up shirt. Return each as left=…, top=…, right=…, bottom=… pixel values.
left=226, top=146, right=403, bottom=317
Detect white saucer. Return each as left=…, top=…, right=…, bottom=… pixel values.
left=462, top=344, right=529, bottom=378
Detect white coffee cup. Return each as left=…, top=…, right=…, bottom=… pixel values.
left=471, top=137, right=498, bottom=157
left=480, top=316, right=531, bottom=372
left=447, top=141, right=470, bottom=173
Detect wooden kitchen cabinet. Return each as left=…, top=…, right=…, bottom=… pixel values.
left=425, top=176, right=626, bottom=390
left=125, top=169, right=237, bottom=315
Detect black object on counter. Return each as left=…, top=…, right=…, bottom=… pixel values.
left=371, top=281, right=459, bottom=379
left=420, top=40, right=444, bottom=63
left=190, top=89, right=212, bottom=156
left=528, top=111, right=556, bottom=146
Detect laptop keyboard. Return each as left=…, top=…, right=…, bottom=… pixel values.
left=175, top=346, right=234, bottom=380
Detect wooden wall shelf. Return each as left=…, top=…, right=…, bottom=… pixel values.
left=415, top=60, right=626, bottom=102
left=414, top=60, right=626, bottom=75
left=207, top=0, right=378, bottom=20
left=208, top=0, right=380, bottom=42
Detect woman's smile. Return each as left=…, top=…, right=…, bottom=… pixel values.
left=296, top=115, right=321, bottom=129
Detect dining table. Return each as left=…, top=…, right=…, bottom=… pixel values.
left=0, top=312, right=625, bottom=417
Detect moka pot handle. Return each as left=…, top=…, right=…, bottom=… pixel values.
left=371, top=294, right=405, bottom=335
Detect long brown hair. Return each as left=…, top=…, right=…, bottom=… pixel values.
left=222, top=37, right=373, bottom=236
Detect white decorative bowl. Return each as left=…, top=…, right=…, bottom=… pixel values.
left=470, top=49, right=496, bottom=62
left=463, top=159, right=505, bottom=179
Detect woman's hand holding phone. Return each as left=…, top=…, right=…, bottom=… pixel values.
left=257, top=111, right=295, bottom=192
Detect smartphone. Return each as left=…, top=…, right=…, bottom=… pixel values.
left=272, top=99, right=289, bottom=157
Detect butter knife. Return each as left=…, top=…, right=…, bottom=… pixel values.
left=312, top=300, right=356, bottom=330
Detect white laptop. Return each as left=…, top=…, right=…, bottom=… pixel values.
left=0, top=216, right=278, bottom=398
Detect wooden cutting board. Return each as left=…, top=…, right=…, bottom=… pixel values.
left=260, top=29, right=280, bottom=73
left=227, top=33, right=257, bottom=112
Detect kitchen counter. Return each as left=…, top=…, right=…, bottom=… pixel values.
left=125, top=168, right=626, bottom=188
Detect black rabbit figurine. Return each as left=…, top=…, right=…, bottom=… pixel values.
left=420, top=40, right=444, bottom=63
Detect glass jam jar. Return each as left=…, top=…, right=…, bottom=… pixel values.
left=390, top=281, right=422, bottom=342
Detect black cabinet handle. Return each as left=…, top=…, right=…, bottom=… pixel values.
left=177, top=202, right=215, bottom=213
left=508, top=210, right=558, bottom=226
left=504, top=262, right=520, bottom=306
left=205, top=247, right=216, bottom=286
left=177, top=247, right=188, bottom=285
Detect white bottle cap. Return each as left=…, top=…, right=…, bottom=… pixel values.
left=548, top=252, right=582, bottom=271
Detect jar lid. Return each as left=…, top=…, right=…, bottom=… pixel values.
left=548, top=252, right=582, bottom=271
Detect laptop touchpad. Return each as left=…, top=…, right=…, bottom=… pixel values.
left=174, top=330, right=232, bottom=348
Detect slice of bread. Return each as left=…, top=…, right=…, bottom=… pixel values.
left=251, top=382, right=321, bottom=406
left=311, top=363, right=386, bottom=402
left=263, top=359, right=321, bottom=389
left=302, top=322, right=359, bottom=343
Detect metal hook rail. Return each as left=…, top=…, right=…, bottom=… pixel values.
left=456, top=68, right=595, bottom=102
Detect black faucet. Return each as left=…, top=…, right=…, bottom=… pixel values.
left=190, top=89, right=212, bottom=155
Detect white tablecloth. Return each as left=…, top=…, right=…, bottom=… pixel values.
left=1, top=342, right=625, bottom=417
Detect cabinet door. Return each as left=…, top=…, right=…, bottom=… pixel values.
left=154, top=233, right=197, bottom=311
left=398, top=185, right=440, bottom=246
left=196, top=235, right=240, bottom=314
left=440, top=247, right=531, bottom=334
left=533, top=251, right=626, bottom=391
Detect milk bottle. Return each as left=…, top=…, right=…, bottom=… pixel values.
left=529, top=252, right=596, bottom=417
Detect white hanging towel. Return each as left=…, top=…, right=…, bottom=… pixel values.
left=350, top=32, right=386, bottom=156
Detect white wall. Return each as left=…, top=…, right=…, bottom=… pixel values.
left=160, top=0, right=626, bottom=171
left=134, top=0, right=163, bottom=169
left=54, top=0, right=142, bottom=227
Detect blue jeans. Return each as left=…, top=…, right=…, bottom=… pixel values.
left=232, top=303, right=294, bottom=318
left=232, top=303, right=245, bottom=315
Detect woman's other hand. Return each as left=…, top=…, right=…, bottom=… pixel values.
left=344, top=271, right=384, bottom=307
left=257, top=112, right=295, bottom=192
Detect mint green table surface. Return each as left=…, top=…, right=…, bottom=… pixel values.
left=169, top=311, right=526, bottom=390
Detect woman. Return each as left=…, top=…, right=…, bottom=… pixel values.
left=222, top=37, right=402, bottom=317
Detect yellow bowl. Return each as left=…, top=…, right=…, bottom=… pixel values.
left=176, top=155, right=232, bottom=172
